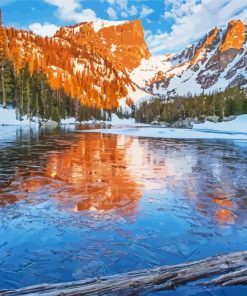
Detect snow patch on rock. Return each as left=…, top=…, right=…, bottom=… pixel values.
left=92, top=20, right=129, bottom=33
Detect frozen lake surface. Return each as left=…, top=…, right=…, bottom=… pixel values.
left=0, top=125, right=247, bottom=295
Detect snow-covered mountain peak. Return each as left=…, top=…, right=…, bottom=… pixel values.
left=131, top=19, right=247, bottom=99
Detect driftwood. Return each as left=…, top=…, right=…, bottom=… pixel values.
left=1, top=251, right=247, bottom=296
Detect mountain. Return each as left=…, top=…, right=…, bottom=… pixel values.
left=131, top=19, right=247, bottom=98
left=1, top=16, right=247, bottom=112
left=3, top=19, right=150, bottom=109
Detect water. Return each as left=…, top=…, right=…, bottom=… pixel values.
left=0, top=126, right=247, bottom=295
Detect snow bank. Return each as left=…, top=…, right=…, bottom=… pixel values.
left=81, top=115, right=247, bottom=140
left=0, top=106, right=38, bottom=126
left=110, top=114, right=135, bottom=126
left=60, top=117, right=79, bottom=125
left=0, top=106, right=137, bottom=127
left=61, top=114, right=137, bottom=126
left=193, top=115, right=247, bottom=133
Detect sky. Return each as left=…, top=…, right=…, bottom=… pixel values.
left=1, top=0, right=247, bottom=55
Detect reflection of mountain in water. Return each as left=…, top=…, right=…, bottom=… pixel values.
left=0, top=131, right=246, bottom=224
left=45, top=134, right=142, bottom=215
left=1, top=134, right=145, bottom=217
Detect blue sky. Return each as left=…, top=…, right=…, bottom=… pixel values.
left=2, top=0, right=247, bottom=55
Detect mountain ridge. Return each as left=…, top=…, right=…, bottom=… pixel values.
left=135, top=19, right=247, bottom=99
left=1, top=18, right=150, bottom=109
left=1, top=15, right=247, bottom=109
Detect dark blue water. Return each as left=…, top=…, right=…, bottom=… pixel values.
left=0, top=126, right=247, bottom=295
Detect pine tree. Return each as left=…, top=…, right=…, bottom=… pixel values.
left=0, top=10, right=7, bottom=58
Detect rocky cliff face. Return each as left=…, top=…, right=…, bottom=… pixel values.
left=3, top=18, right=247, bottom=107
left=55, top=20, right=150, bottom=71
left=131, top=19, right=247, bottom=98
left=4, top=19, right=150, bottom=108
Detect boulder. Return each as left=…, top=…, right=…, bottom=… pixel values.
left=170, top=119, right=193, bottom=129
left=40, top=120, right=59, bottom=128
left=151, top=121, right=169, bottom=127
left=206, top=115, right=220, bottom=123
left=223, top=115, right=236, bottom=122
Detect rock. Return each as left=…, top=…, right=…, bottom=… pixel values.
left=40, top=120, right=59, bottom=128
left=193, top=116, right=205, bottom=124
left=170, top=119, right=193, bottom=129
left=206, top=115, right=220, bottom=123
left=151, top=121, right=169, bottom=127
left=148, top=20, right=247, bottom=97
left=223, top=115, right=236, bottom=122
left=158, top=121, right=169, bottom=127
left=228, top=74, right=247, bottom=88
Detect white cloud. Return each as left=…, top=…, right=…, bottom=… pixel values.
left=107, top=7, right=117, bottom=19
left=116, top=0, right=128, bottom=10
left=44, top=0, right=98, bottom=23
left=140, top=6, right=154, bottom=18
left=148, top=0, right=247, bottom=55
left=104, top=0, right=151, bottom=19
left=29, top=23, right=59, bottom=37
left=129, top=5, right=138, bottom=16
left=121, top=11, right=128, bottom=18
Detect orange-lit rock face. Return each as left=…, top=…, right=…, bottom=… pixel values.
left=60, top=20, right=150, bottom=71
left=97, top=20, right=151, bottom=70
left=4, top=20, right=150, bottom=108
left=219, top=20, right=246, bottom=52
left=191, top=27, right=220, bottom=64
left=148, top=71, right=168, bottom=85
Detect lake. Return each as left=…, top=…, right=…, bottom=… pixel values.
left=0, top=125, right=247, bottom=295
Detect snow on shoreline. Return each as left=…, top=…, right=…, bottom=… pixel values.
left=0, top=106, right=39, bottom=126
left=0, top=107, right=137, bottom=127
left=0, top=106, right=246, bottom=140
left=81, top=115, right=247, bottom=140
left=193, top=115, right=247, bottom=133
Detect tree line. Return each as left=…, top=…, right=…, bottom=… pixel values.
left=5, top=27, right=130, bottom=109
left=0, top=56, right=114, bottom=122
left=135, top=87, right=247, bottom=123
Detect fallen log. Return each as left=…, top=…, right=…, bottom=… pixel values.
left=1, top=251, right=247, bottom=296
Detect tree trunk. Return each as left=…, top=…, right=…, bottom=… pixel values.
left=1, top=251, right=247, bottom=296
left=1, top=65, right=6, bottom=107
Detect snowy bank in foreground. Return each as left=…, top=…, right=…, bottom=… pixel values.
left=81, top=115, right=247, bottom=140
